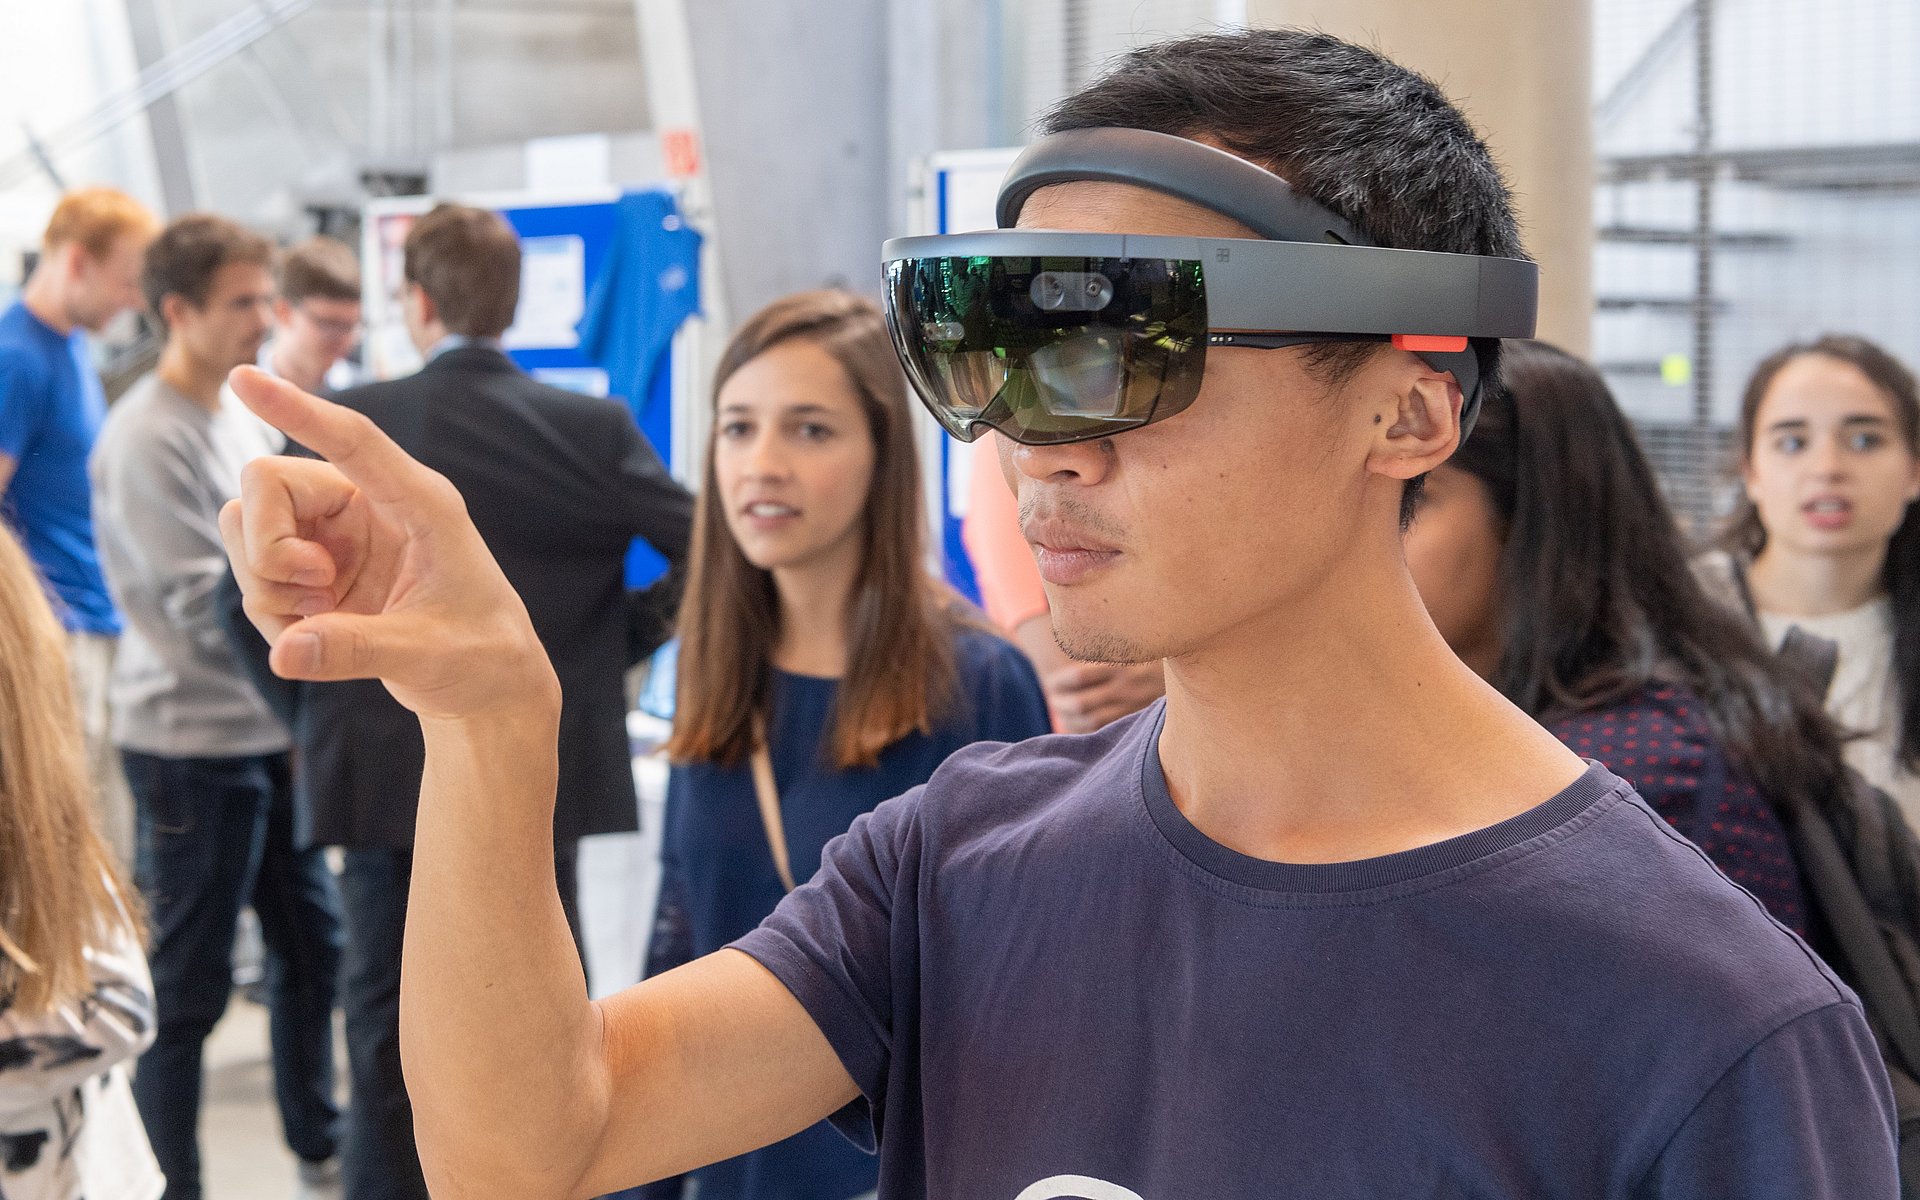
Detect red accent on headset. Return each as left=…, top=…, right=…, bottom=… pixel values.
left=1393, top=334, right=1469, bottom=353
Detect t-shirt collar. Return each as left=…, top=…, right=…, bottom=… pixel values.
left=1135, top=702, right=1628, bottom=898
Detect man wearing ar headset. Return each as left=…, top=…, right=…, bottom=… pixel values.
left=217, top=28, right=1895, bottom=1200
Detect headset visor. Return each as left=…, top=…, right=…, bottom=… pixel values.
left=885, top=253, right=1207, bottom=445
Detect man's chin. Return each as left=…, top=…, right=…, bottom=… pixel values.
left=1051, top=621, right=1157, bottom=666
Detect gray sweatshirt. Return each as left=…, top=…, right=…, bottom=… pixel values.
left=90, top=374, right=289, bottom=757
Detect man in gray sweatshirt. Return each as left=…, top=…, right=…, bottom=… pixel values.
left=91, top=214, right=343, bottom=1200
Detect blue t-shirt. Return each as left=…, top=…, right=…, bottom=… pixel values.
left=576, top=189, right=701, bottom=425
left=0, top=301, right=118, bottom=633
left=657, top=626, right=1050, bottom=1200
left=735, top=702, right=1900, bottom=1199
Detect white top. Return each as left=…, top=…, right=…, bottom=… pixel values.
left=256, top=338, right=364, bottom=392
left=0, top=908, right=164, bottom=1200
left=1759, top=596, right=1920, bottom=829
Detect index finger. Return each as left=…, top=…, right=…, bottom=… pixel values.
left=229, top=365, right=426, bottom=507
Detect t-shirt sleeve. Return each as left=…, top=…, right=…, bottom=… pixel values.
left=730, top=785, right=924, bottom=1151
left=0, top=349, right=47, bottom=463
left=961, top=434, right=1050, bottom=632
left=0, top=903, right=153, bottom=1119
left=1635, top=1000, right=1899, bottom=1198
left=607, top=401, right=693, bottom=563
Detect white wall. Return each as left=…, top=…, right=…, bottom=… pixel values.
left=0, top=0, right=162, bottom=284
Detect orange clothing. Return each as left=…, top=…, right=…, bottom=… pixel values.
left=960, top=434, right=1049, bottom=632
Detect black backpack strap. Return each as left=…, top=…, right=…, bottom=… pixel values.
left=1787, top=778, right=1920, bottom=1078
left=1780, top=625, right=1841, bottom=698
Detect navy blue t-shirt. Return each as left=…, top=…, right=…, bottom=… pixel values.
left=1546, top=683, right=1810, bottom=935
left=735, top=701, right=1899, bottom=1199
left=656, top=626, right=1050, bottom=1200
left=0, top=301, right=118, bottom=633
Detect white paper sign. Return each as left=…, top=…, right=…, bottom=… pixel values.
left=504, top=234, right=587, bottom=351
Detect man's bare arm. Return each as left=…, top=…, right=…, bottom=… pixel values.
left=221, top=368, right=857, bottom=1198
left=0, top=452, right=16, bottom=495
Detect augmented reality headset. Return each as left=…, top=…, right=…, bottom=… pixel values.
left=881, top=128, right=1539, bottom=446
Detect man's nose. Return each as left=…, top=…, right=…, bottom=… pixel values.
left=1010, top=436, right=1116, bottom=487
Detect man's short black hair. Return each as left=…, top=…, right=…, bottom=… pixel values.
left=1044, top=28, right=1528, bottom=523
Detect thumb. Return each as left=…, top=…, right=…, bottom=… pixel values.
left=269, top=610, right=428, bottom=684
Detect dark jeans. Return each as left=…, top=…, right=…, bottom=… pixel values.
left=338, top=841, right=586, bottom=1200
left=124, top=749, right=344, bottom=1200
left=337, top=849, right=429, bottom=1200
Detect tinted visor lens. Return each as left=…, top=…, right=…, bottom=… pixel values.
left=884, top=255, right=1207, bottom=445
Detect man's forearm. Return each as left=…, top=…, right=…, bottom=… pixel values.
left=401, top=702, right=611, bottom=1198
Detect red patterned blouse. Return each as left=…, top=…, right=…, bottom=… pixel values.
left=1546, top=684, right=1809, bottom=937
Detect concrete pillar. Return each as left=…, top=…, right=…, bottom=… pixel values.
left=1245, top=0, right=1594, bottom=352
left=121, top=0, right=198, bottom=214
left=638, top=0, right=995, bottom=329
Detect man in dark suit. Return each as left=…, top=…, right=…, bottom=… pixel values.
left=222, top=203, right=692, bottom=1200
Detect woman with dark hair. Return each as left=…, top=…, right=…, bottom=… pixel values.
left=1697, top=335, right=1920, bottom=829
left=645, top=290, right=1049, bottom=1200
left=1404, top=340, right=1850, bottom=932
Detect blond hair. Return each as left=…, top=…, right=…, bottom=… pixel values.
left=0, top=525, right=137, bottom=1014
left=41, top=187, right=159, bottom=259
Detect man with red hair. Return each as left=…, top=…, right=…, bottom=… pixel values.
left=0, top=186, right=159, bottom=866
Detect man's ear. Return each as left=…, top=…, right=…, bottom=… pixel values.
left=159, top=292, right=191, bottom=332
left=406, top=282, right=439, bottom=329
left=1366, top=367, right=1463, bottom=483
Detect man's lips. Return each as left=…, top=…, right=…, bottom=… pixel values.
left=1026, top=520, right=1120, bottom=585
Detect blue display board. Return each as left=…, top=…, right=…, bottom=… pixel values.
left=365, top=191, right=684, bottom=590
left=496, top=200, right=677, bottom=589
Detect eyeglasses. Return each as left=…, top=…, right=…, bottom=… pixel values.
left=294, top=305, right=364, bottom=340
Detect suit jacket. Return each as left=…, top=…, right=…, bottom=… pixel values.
left=221, top=346, right=693, bottom=849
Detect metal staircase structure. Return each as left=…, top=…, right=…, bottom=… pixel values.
left=1591, top=0, right=1920, bottom=526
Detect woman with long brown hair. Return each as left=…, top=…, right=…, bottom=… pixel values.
left=1404, top=340, right=1844, bottom=932
left=644, top=290, right=1049, bottom=1200
left=0, top=522, right=162, bottom=1200
left=1700, top=335, right=1920, bottom=830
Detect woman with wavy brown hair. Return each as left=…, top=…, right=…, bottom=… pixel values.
left=0, top=522, right=161, bottom=1200
left=642, top=290, right=1050, bottom=1200
left=1699, top=335, right=1920, bottom=830
left=1404, top=341, right=1846, bottom=933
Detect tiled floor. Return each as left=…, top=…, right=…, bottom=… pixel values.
left=199, top=1001, right=316, bottom=1198
left=200, top=753, right=668, bottom=1195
